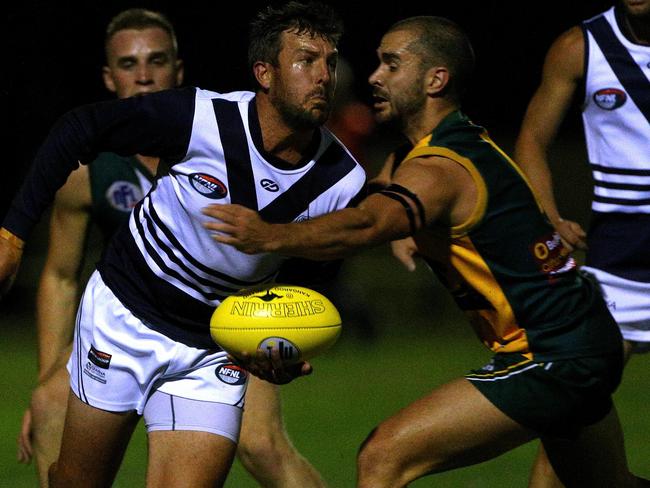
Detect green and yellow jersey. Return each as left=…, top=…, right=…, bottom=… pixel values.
left=88, top=153, right=155, bottom=242
left=406, top=111, right=621, bottom=362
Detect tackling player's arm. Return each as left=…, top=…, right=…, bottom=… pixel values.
left=203, top=155, right=473, bottom=260
left=370, top=151, right=420, bottom=272
left=514, top=26, right=587, bottom=250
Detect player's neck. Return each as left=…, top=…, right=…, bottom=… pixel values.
left=134, top=155, right=159, bottom=175
left=624, top=13, right=650, bottom=45
left=403, top=103, right=457, bottom=146
left=256, top=95, right=318, bottom=165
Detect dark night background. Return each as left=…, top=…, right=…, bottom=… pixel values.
left=3, top=0, right=613, bottom=220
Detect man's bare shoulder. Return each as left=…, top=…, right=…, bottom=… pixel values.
left=545, top=26, right=585, bottom=79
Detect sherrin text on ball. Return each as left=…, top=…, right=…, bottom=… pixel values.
left=210, top=285, right=341, bottom=364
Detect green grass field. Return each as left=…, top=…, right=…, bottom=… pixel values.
left=1, top=245, right=649, bottom=487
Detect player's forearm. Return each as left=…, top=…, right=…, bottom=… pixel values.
left=36, top=270, right=79, bottom=380
left=265, top=208, right=392, bottom=260
left=206, top=200, right=407, bottom=259
left=514, top=137, right=563, bottom=224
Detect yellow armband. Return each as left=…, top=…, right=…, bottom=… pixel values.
left=0, top=228, right=25, bottom=250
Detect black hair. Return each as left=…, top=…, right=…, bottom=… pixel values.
left=248, top=1, right=343, bottom=72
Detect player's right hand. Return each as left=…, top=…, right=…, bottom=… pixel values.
left=17, top=408, right=33, bottom=464
left=0, top=228, right=24, bottom=299
left=554, top=218, right=587, bottom=252
left=229, top=350, right=313, bottom=385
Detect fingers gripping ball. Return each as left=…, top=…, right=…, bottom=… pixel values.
left=210, top=285, right=342, bottom=364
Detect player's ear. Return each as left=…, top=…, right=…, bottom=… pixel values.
left=175, top=59, right=185, bottom=87
left=102, top=66, right=117, bottom=94
left=425, top=66, right=449, bottom=96
left=253, top=61, right=272, bottom=91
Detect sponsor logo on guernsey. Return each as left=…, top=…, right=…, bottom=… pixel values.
left=189, top=173, right=228, bottom=199
left=260, top=178, right=279, bottom=192
left=593, top=88, right=626, bottom=110
left=106, top=181, right=144, bottom=212
left=216, top=364, right=247, bottom=385
left=530, top=231, right=576, bottom=278
left=88, top=345, right=112, bottom=369
left=259, top=337, right=301, bottom=362
left=84, top=345, right=112, bottom=384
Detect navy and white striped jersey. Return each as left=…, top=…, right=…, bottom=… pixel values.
left=4, top=87, right=366, bottom=347
left=580, top=7, right=650, bottom=282
left=582, top=6, right=650, bottom=215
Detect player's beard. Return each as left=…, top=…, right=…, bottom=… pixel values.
left=274, top=94, right=331, bottom=130
left=379, top=86, right=427, bottom=134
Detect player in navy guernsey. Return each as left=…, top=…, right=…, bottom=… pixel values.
left=205, top=16, right=650, bottom=487
left=515, top=0, right=650, bottom=484
left=0, top=2, right=364, bottom=487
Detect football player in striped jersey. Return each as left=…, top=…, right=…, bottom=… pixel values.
left=515, top=1, right=650, bottom=486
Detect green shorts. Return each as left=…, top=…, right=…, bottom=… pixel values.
left=465, top=351, right=623, bottom=439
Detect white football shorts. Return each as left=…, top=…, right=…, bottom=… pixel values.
left=583, top=266, right=650, bottom=350
left=68, top=271, right=248, bottom=442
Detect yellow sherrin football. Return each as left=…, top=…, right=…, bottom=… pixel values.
left=210, top=285, right=341, bottom=364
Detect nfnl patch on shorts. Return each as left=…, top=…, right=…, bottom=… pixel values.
left=88, top=345, right=112, bottom=369
left=216, top=364, right=247, bottom=385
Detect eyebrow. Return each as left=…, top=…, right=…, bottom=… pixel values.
left=380, top=52, right=401, bottom=63
left=115, top=51, right=170, bottom=64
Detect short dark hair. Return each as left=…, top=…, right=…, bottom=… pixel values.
left=248, top=1, right=343, bottom=71
left=105, top=8, right=178, bottom=59
left=388, top=16, right=475, bottom=103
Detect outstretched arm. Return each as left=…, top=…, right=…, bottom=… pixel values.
left=514, top=26, right=587, bottom=251
left=203, top=155, right=473, bottom=260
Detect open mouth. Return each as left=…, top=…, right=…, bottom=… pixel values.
left=372, top=94, right=389, bottom=109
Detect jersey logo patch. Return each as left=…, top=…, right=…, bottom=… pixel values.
left=88, top=345, right=112, bottom=369
left=530, top=231, right=576, bottom=278
left=260, top=179, right=279, bottom=192
left=216, top=364, right=247, bottom=385
left=189, top=173, right=228, bottom=199
left=84, top=345, right=112, bottom=384
left=593, top=88, right=626, bottom=110
left=106, top=181, right=144, bottom=212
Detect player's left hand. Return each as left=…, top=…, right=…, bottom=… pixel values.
left=202, top=204, right=273, bottom=254
left=229, top=349, right=313, bottom=385
left=16, top=408, right=33, bottom=464
left=391, top=237, right=419, bottom=271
